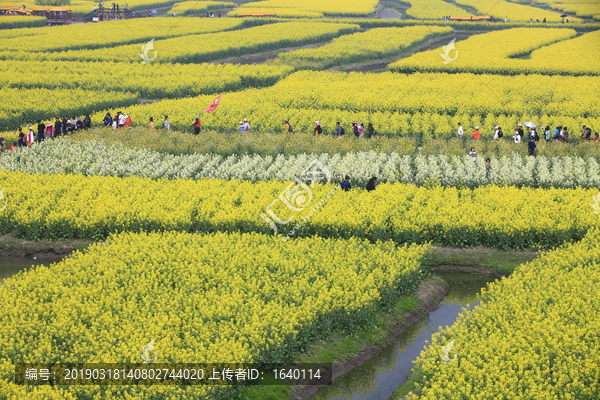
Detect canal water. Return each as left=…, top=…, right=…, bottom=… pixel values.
left=0, top=256, right=54, bottom=281
left=308, top=271, right=499, bottom=400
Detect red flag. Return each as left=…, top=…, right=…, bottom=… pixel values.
left=205, top=94, right=222, bottom=113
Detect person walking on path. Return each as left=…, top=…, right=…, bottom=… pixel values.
left=117, top=112, right=126, bottom=128
left=17, top=128, right=25, bottom=147
left=61, top=116, right=68, bottom=135
left=103, top=113, right=112, bottom=128
left=581, top=125, right=591, bottom=140
left=192, top=115, right=201, bottom=135
left=529, top=128, right=538, bottom=141
left=163, top=116, right=171, bottom=131
left=242, top=119, right=250, bottom=134
left=516, top=124, right=524, bottom=142
left=148, top=117, right=155, bottom=130
left=457, top=122, right=464, bottom=139
left=44, top=122, right=53, bottom=140
left=335, top=122, right=344, bottom=137
left=554, top=126, right=561, bottom=141
left=284, top=120, right=292, bottom=133
left=528, top=137, right=537, bottom=156
left=26, top=127, right=35, bottom=147
left=238, top=122, right=244, bottom=135
left=367, top=123, right=377, bottom=138
left=54, top=117, right=62, bottom=138
left=513, top=131, right=521, bottom=143
left=470, top=127, right=481, bottom=140
left=314, top=121, right=322, bottom=136
left=366, top=177, right=377, bottom=191
left=562, top=127, right=569, bottom=143
left=340, top=175, right=351, bottom=191
left=84, top=115, right=91, bottom=130
left=469, top=147, right=477, bottom=163
left=36, top=120, right=45, bottom=143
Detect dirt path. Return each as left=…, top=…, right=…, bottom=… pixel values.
left=206, top=41, right=331, bottom=65
left=376, top=0, right=411, bottom=18
left=0, top=232, right=91, bottom=259
left=329, top=30, right=484, bottom=73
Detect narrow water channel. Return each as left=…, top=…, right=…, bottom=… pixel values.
left=0, top=256, right=53, bottom=281
left=308, top=271, right=498, bottom=400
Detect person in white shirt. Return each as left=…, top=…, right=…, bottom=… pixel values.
left=118, top=112, right=126, bottom=128
left=457, top=123, right=464, bottom=139
left=163, top=116, right=170, bottom=130
left=26, top=127, right=35, bottom=146
left=513, top=131, right=521, bottom=143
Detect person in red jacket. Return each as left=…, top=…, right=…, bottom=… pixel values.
left=470, top=126, right=481, bottom=140
left=192, top=115, right=201, bottom=135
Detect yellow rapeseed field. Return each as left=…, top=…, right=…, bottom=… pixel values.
left=453, top=0, right=581, bottom=21
left=403, top=0, right=472, bottom=19
left=230, top=0, right=379, bottom=17
left=8, top=21, right=359, bottom=63
left=390, top=27, right=600, bottom=75
left=275, top=26, right=452, bottom=69
left=0, top=231, right=428, bottom=399
left=407, top=229, right=600, bottom=399
left=168, top=1, right=236, bottom=15
left=0, top=18, right=245, bottom=52
left=0, top=170, right=597, bottom=249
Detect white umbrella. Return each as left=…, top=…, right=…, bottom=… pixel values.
left=523, top=121, right=537, bottom=128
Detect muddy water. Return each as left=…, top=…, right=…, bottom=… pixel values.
left=0, top=256, right=54, bottom=281
left=308, top=271, right=498, bottom=400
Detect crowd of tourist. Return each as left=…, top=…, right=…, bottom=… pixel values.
left=458, top=123, right=598, bottom=144
left=0, top=115, right=91, bottom=153
left=2, top=113, right=598, bottom=155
